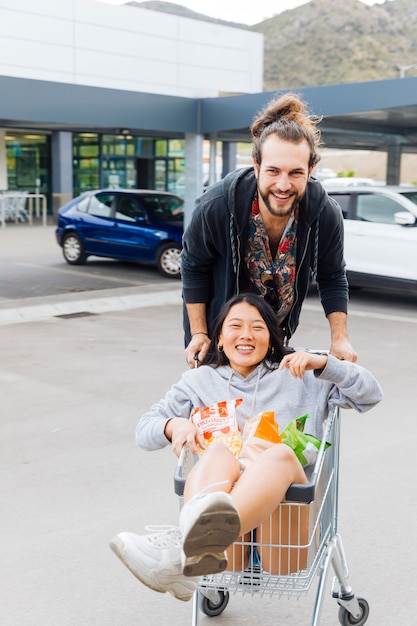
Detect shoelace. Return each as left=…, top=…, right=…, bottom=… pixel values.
left=144, top=524, right=182, bottom=548
left=192, top=480, right=231, bottom=499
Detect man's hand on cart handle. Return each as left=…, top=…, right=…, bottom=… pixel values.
left=185, top=333, right=211, bottom=368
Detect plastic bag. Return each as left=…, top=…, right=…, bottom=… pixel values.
left=239, top=411, right=329, bottom=468
left=190, top=398, right=243, bottom=458
left=239, top=411, right=281, bottom=466
left=281, top=414, right=330, bottom=467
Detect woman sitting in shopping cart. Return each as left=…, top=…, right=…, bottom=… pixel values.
left=110, top=293, right=383, bottom=602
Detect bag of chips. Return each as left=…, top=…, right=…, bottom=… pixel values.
left=190, top=398, right=243, bottom=458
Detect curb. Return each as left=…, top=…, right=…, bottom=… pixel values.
left=0, top=288, right=183, bottom=326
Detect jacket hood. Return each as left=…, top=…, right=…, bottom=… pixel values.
left=301, top=176, right=329, bottom=226
left=182, top=361, right=279, bottom=426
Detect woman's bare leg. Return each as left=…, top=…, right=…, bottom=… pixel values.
left=183, top=441, right=241, bottom=502
left=183, top=442, right=306, bottom=535
left=230, top=445, right=307, bottom=535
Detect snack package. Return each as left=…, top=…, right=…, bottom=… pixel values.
left=239, top=411, right=281, bottom=466
left=238, top=411, right=330, bottom=469
left=281, top=414, right=330, bottom=468
left=190, top=398, right=243, bottom=458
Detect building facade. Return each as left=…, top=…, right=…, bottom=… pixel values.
left=0, top=0, right=263, bottom=213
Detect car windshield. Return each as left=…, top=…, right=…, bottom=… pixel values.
left=142, top=195, right=184, bottom=222
left=400, top=191, right=417, bottom=206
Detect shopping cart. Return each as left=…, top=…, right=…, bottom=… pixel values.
left=174, top=404, right=370, bottom=626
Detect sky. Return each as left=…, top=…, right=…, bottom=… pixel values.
left=96, top=0, right=390, bottom=25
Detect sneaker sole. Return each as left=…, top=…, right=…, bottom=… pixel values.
left=183, top=551, right=227, bottom=577
left=182, top=500, right=240, bottom=559
left=109, top=536, right=195, bottom=602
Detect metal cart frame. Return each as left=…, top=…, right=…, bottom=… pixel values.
left=174, top=405, right=369, bottom=626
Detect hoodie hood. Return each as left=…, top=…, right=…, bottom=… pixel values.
left=181, top=362, right=278, bottom=431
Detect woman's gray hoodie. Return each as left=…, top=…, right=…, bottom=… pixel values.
left=136, top=355, right=383, bottom=451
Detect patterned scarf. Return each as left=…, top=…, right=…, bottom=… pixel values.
left=243, top=196, right=298, bottom=325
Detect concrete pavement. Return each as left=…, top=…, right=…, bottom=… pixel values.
left=1, top=223, right=417, bottom=625
left=0, top=224, right=183, bottom=326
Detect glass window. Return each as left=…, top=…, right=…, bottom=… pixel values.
left=154, top=159, right=167, bottom=191
left=6, top=132, right=50, bottom=198
left=73, top=134, right=186, bottom=196
left=142, top=194, right=184, bottom=222
left=73, top=134, right=100, bottom=196
left=155, top=140, right=167, bottom=157
left=78, top=144, right=99, bottom=158
left=135, top=138, right=154, bottom=158
left=400, top=191, right=417, bottom=206
left=356, top=193, right=405, bottom=224
left=115, top=195, right=146, bottom=222
left=77, top=196, right=90, bottom=213
left=87, top=193, right=115, bottom=218
left=168, top=158, right=185, bottom=196
left=331, top=193, right=351, bottom=218
left=168, top=139, right=185, bottom=157
left=102, top=158, right=138, bottom=189
left=126, top=159, right=136, bottom=188
left=102, top=134, right=128, bottom=156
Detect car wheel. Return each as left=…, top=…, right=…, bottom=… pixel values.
left=62, top=232, right=87, bottom=265
left=156, top=242, right=181, bottom=278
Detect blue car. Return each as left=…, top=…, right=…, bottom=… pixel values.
left=56, top=189, right=184, bottom=278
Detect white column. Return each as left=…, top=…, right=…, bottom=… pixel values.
left=184, top=133, right=204, bottom=229
left=208, top=133, right=218, bottom=186
left=0, top=129, right=7, bottom=190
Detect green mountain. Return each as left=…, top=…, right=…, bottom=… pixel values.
left=131, top=0, right=417, bottom=89
left=126, top=1, right=247, bottom=27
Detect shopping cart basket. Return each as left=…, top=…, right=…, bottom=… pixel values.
left=174, top=404, right=369, bottom=626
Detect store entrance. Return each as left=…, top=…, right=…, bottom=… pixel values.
left=5, top=132, right=51, bottom=213
left=136, top=158, right=154, bottom=189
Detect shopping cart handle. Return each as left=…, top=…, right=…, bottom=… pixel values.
left=175, top=461, right=317, bottom=502
left=285, top=477, right=316, bottom=503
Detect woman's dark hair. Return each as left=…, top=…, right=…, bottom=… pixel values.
left=202, top=293, right=288, bottom=368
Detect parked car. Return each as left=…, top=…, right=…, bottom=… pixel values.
left=55, top=189, right=184, bottom=278
left=327, top=185, right=417, bottom=291
left=322, top=177, right=379, bottom=188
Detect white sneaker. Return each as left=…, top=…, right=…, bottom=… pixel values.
left=180, top=491, right=241, bottom=577
left=109, top=526, right=198, bottom=602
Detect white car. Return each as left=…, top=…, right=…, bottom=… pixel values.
left=326, top=185, right=417, bottom=291
left=322, top=177, right=379, bottom=188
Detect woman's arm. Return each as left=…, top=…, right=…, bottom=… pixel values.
left=280, top=351, right=383, bottom=412
left=135, top=379, right=195, bottom=451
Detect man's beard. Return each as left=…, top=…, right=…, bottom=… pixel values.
left=258, top=187, right=303, bottom=218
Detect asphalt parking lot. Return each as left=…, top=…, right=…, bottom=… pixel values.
left=1, top=224, right=417, bottom=626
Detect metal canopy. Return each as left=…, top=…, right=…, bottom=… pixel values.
left=200, top=77, right=417, bottom=153
left=1, top=75, right=417, bottom=153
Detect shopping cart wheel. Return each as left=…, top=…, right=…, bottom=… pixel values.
left=199, top=590, right=229, bottom=617
left=338, top=597, right=369, bottom=625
